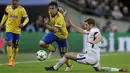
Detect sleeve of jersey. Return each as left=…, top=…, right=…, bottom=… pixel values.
left=90, top=29, right=101, bottom=37
left=21, top=8, right=29, bottom=26
left=54, top=18, right=63, bottom=28
left=92, top=29, right=101, bottom=37
left=4, top=6, right=8, bottom=15
left=21, top=8, right=28, bottom=17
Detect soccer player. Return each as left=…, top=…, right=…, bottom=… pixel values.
left=0, top=0, right=29, bottom=66
left=39, top=2, right=72, bottom=71
left=45, top=18, right=128, bottom=72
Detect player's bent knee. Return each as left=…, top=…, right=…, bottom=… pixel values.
left=93, top=67, right=102, bottom=72
left=39, top=41, right=47, bottom=48
left=64, top=52, right=73, bottom=58
left=39, top=41, right=45, bottom=47
left=64, top=53, right=69, bottom=58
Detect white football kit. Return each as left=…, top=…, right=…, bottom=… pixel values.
left=77, top=27, right=101, bottom=67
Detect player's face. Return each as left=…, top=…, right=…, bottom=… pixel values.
left=86, top=23, right=91, bottom=31
left=12, top=0, right=18, bottom=7
left=49, top=5, right=58, bottom=16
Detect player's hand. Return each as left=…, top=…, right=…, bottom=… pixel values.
left=87, top=40, right=94, bottom=44
left=44, top=17, right=49, bottom=24
left=18, top=24, right=24, bottom=28
left=67, top=18, right=74, bottom=26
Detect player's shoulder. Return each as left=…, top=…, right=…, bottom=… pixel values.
left=5, top=5, right=12, bottom=11
left=18, top=5, right=25, bottom=9
left=6, top=5, right=12, bottom=8
left=90, top=27, right=100, bottom=33
left=57, top=12, right=64, bottom=19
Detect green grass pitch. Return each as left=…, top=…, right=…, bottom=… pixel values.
left=0, top=52, right=129, bottom=73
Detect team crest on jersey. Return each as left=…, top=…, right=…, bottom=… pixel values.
left=10, top=15, right=18, bottom=18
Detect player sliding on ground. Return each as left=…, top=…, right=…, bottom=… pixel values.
left=45, top=18, right=128, bottom=72
left=0, top=0, right=29, bottom=67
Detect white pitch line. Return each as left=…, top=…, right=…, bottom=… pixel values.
left=0, top=58, right=59, bottom=66
left=0, top=53, right=126, bottom=66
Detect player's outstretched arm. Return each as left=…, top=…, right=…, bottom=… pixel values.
left=67, top=18, right=86, bottom=34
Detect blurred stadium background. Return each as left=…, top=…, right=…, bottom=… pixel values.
left=0, top=0, right=130, bottom=53
left=0, top=0, right=130, bottom=73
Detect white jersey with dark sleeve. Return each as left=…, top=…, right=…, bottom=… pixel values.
left=84, top=27, right=101, bottom=53
left=76, top=27, right=101, bottom=67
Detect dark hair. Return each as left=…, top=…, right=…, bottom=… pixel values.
left=84, top=18, right=95, bottom=26
left=49, top=1, right=58, bottom=7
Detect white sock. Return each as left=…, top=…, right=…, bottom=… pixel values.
left=54, top=57, right=67, bottom=70
left=102, top=67, right=119, bottom=72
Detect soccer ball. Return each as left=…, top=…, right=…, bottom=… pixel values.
left=36, top=50, right=47, bottom=61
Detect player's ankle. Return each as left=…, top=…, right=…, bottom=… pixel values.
left=10, top=58, right=14, bottom=60
left=51, top=51, right=55, bottom=52
left=67, top=64, right=72, bottom=67
left=52, top=48, right=57, bottom=52
left=49, top=50, right=55, bottom=52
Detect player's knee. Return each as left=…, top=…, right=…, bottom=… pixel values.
left=39, top=41, right=46, bottom=48
left=95, top=69, right=101, bottom=72
left=93, top=67, right=102, bottom=72
left=98, top=68, right=103, bottom=71
left=7, top=41, right=12, bottom=46
left=64, top=53, right=68, bottom=58
left=64, top=52, right=73, bottom=58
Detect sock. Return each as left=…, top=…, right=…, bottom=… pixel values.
left=13, top=48, right=19, bottom=60
left=102, top=67, right=119, bottom=72
left=66, top=60, right=72, bottom=67
left=7, top=46, right=13, bottom=60
left=47, top=44, right=56, bottom=52
left=54, top=57, right=67, bottom=70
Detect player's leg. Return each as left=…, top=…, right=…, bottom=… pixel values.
left=93, top=63, right=128, bottom=72
left=56, top=38, right=72, bottom=71
left=39, top=32, right=56, bottom=58
left=12, top=33, right=20, bottom=62
left=45, top=52, right=77, bottom=71
left=6, top=32, right=14, bottom=66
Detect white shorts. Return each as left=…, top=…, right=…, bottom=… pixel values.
left=76, top=51, right=99, bottom=67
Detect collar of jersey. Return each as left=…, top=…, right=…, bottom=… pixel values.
left=51, top=12, right=59, bottom=18
left=11, top=5, right=20, bottom=10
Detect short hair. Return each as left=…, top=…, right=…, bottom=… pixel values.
left=49, top=1, right=58, bottom=7
left=84, top=18, right=95, bottom=26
